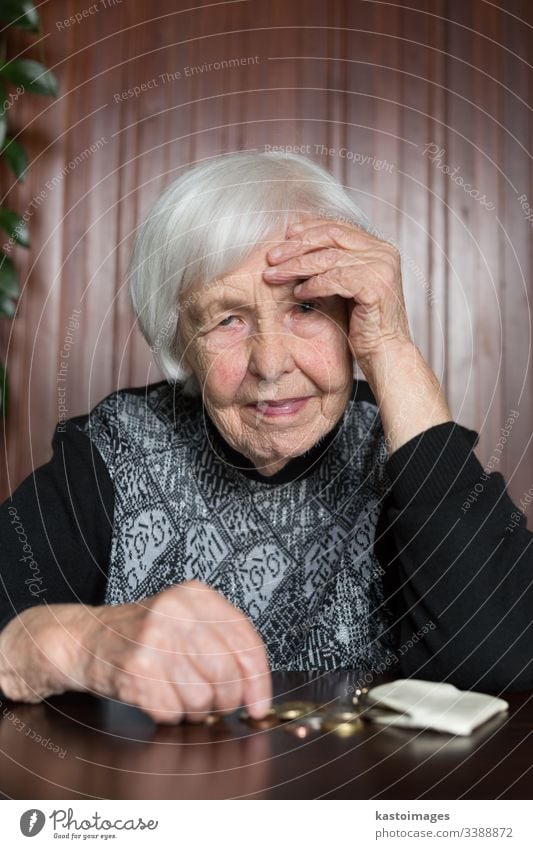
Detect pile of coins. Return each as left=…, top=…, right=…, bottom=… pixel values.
left=239, top=690, right=368, bottom=738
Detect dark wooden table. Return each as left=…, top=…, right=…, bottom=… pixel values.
left=1, top=671, right=532, bottom=799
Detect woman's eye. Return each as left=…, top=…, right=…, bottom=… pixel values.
left=295, top=301, right=319, bottom=314
left=218, top=315, right=239, bottom=327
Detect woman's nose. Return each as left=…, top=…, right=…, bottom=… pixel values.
left=248, top=331, right=295, bottom=382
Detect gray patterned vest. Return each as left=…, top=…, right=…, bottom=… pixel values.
left=78, top=381, right=396, bottom=673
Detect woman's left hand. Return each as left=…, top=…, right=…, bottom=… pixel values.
left=263, top=218, right=413, bottom=373
left=264, top=217, right=452, bottom=451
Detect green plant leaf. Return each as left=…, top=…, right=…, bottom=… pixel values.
left=0, top=208, right=29, bottom=247
left=0, top=1, right=39, bottom=33
left=0, top=251, right=19, bottom=296
left=0, top=360, right=7, bottom=419
left=0, top=59, right=58, bottom=97
left=0, top=294, right=16, bottom=317
left=0, top=252, right=19, bottom=317
left=1, top=136, right=28, bottom=181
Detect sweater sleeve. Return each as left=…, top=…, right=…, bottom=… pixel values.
left=0, top=417, right=114, bottom=634
left=375, top=421, right=533, bottom=693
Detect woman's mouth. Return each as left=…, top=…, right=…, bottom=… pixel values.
left=246, top=397, right=311, bottom=417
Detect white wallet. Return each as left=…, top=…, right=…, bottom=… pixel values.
left=366, top=679, right=509, bottom=736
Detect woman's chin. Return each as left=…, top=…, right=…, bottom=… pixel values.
left=243, top=432, right=325, bottom=470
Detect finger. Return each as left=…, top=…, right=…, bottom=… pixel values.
left=170, top=655, right=216, bottom=723
left=268, top=223, right=362, bottom=265
left=141, top=687, right=185, bottom=725
left=263, top=247, right=356, bottom=282
left=120, top=678, right=185, bottom=725
left=293, top=267, right=367, bottom=302
left=222, top=620, right=272, bottom=719
left=213, top=667, right=244, bottom=714
left=178, top=583, right=272, bottom=717
left=281, top=219, right=370, bottom=252
left=286, top=217, right=354, bottom=237
left=286, top=219, right=321, bottom=235
left=266, top=221, right=370, bottom=267
left=188, top=629, right=244, bottom=714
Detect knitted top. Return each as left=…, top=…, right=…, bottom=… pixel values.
left=78, top=379, right=396, bottom=673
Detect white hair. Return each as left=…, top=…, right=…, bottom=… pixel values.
left=128, top=151, right=372, bottom=395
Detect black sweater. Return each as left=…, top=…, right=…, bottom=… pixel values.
left=1, top=379, right=532, bottom=691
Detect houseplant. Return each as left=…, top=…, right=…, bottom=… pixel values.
left=0, top=0, right=58, bottom=416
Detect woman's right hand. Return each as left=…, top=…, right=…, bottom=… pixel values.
left=0, top=580, right=272, bottom=724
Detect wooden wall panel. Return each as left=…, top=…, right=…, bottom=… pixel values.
left=0, top=0, right=531, bottom=528
left=500, top=0, right=533, bottom=522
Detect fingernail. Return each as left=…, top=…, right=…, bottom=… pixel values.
left=289, top=223, right=304, bottom=233
left=269, top=246, right=284, bottom=259
left=294, top=283, right=302, bottom=293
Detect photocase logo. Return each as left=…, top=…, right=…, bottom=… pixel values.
left=20, top=809, right=46, bottom=836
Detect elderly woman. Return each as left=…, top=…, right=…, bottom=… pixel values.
left=0, top=152, right=532, bottom=723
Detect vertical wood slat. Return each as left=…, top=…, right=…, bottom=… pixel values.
left=397, top=3, right=434, bottom=363
left=326, top=0, right=346, bottom=184
left=341, top=2, right=378, bottom=212
left=472, top=1, right=504, bottom=475
left=0, top=0, right=530, bottom=531
left=500, top=0, right=533, bottom=518
left=445, top=1, right=479, bottom=433
left=427, top=0, right=449, bottom=393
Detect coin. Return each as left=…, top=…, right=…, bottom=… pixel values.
left=327, top=718, right=363, bottom=737
left=239, top=707, right=280, bottom=729
left=275, top=701, right=318, bottom=721
left=322, top=710, right=364, bottom=736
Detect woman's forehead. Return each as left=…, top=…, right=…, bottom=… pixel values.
left=181, top=227, right=293, bottom=312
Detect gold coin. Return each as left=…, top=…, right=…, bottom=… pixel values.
left=275, top=701, right=318, bottom=721
left=327, top=709, right=360, bottom=721
left=321, top=709, right=364, bottom=736
left=327, top=719, right=363, bottom=737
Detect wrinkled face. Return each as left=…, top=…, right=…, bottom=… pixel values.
left=178, top=228, right=353, bottom=476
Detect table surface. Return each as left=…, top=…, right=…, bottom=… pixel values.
left=1, top=671, right=532, bottom=799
